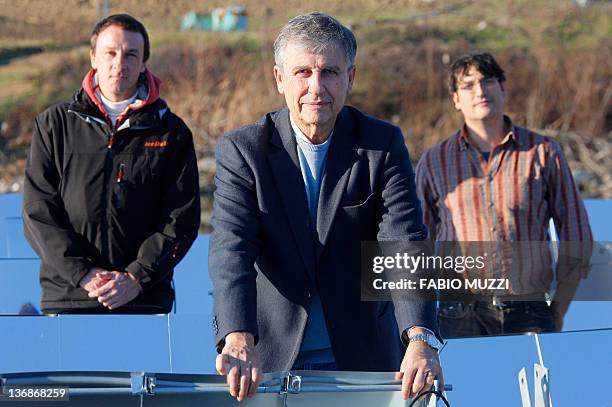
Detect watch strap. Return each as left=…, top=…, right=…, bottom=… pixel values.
left=408, top=333, right=441, bottom=351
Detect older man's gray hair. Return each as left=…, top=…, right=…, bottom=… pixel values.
left=273, top=12, right=357, bottom=69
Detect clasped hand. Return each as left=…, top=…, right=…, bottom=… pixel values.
left=79, top=268, right=142, bottom=310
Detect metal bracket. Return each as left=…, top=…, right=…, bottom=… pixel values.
left=518, top=334, right=552, bottom=407
left=518, top=368, right=532, bottom=407
left=425, top=380, right=443, bottom=407
left=533, top=364, right=551, bottom=407
left=281, top=374, right=302, bottom=394
left=130, top=372, right=156, bottom=396
left=279, top=373, right=301, bottom=407
left=517, top=364, right=551, bottom=407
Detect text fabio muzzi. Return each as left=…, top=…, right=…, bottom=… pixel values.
left=372, top=277, right=510, bottom=291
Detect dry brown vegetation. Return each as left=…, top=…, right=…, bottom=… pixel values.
left=0, top=0, right=610, bottom=226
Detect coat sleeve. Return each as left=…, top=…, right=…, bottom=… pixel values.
left=124, top=119, right=201, bottom=290
left=208, top=134, right=260, bottom=349
left=376, top=128, right=439, bottom=341
left=23, top=112, right=95, bottom=288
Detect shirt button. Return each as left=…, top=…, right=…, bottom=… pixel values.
left=490, top=227, right=496, bottom=233
left=489, top=202, right=494, bottom=208
left=305, top=290, right=311, bottom=299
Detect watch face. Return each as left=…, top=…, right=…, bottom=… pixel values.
left=427, top=334, right=442, bottom=350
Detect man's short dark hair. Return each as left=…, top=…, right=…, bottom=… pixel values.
left=90, top=14, right=150, bottom=62
left=448, top=51, right=506, bottom=94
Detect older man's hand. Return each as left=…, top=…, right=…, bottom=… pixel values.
left=217, top=332, right=261, bottom=402
left=395, top=338, right=444, bottom=400
left=87, top=271, right=142, bottom=310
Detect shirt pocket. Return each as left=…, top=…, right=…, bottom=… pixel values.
left=507, top=175, right=544, bottom=213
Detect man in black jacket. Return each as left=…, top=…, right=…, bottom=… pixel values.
left=23, top=14, right=200, bottom=314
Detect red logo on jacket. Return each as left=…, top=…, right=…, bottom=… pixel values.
left=144, top=140, right=168, bottom=148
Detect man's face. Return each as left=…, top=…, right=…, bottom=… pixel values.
left=90, top=24, right=146, bottom=102
left=452, top=66, right=505, bottom=123
left=273, top=41, right=355, bottom=140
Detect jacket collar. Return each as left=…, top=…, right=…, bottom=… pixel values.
left=79, top=68, right=162, bottom=128
left=267, top=107, right=357, bottom=280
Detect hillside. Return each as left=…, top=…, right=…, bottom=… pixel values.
left=0, top=0, right=610, bottom=229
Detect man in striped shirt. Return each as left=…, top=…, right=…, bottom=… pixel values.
left=416, top=51, right=592, bottom=338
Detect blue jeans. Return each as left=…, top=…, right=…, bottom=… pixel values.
left=439, top=300, right=555, bottom=339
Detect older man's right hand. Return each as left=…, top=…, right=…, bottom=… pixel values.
left=217, top=331, right=261, bottom=402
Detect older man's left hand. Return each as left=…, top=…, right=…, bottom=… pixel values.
left=395, top=339, right=444, bottom=400
left=88, top=271, right=142, bottom=310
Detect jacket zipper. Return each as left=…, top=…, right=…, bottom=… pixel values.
left=68, top=109, right=116, bottom=261
left=114, top=163, right=125, bottom=209
left=100, top=129, right=117, bottom=260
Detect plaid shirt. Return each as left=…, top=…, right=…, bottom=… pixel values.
left=416, top=117, right=592, bottom=294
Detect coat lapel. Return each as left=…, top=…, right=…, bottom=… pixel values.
left=267, top=108, right=316, bottom=282
left=315, top=108, right=357, bottom=261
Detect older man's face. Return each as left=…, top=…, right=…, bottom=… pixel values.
left=274, top=41, right=355, bottom=142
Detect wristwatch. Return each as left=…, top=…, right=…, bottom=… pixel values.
left=408, top=332, right=442, bottom=351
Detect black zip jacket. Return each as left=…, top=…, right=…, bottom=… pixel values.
left=23, top=84, right=200, bottom=313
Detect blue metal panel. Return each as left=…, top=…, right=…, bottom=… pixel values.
left=171, top=235, right=213, bottom=315
left=584, top=199, right=612, bottom=240
left=441, top=329, right=612, bottom=406
left=56, top=315, right=172, bottom=372
left=0, top=193, right=22, bottom=217
left=0, top=317, right=168, bottom=373
left=531, top=330, right=612, bottom=405
left=0, top=260, right=41, bottom=314
left=168, top=314, right=216, bottom=374
left=563, top=301, right=612, bottom=331
left=0, top=193, right=34, bottom=260
left=0, top=316, right=60, bottom=373
left=0, top=218, right=37, bottom=259
left=1, top=191, right=611, bottom=399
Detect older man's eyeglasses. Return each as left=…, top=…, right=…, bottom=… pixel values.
left=457, top=77, right=499, bottom=92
